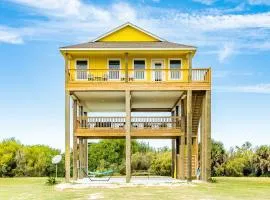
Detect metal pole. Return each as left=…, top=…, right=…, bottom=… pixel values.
left=56, top=164, right=58, bottom=179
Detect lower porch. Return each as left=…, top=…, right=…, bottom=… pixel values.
left=76, top=116, right=184, bottom=138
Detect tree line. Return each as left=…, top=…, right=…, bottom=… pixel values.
left=211, top=141, right=270, bottom=177
left=0, top=138, right=269, bottom=177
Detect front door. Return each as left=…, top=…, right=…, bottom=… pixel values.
left=152, top=60, right=164, bottom=81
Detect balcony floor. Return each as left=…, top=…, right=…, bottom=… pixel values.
left=75, top=128, right=183, bottom=139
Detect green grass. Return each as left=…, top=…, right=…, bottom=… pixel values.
left=0, top=177, right=270, bottom=200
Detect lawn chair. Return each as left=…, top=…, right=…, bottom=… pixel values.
left=81, top=168, right=114, bottom=182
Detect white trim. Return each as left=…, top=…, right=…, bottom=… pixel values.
left=132, top=58, right=146, bottom=81
left=92, top=22, right=165, bottom=42
left=107, top=58, right=121, bottom=80
left=151, top=59, right=165, bottom=82
left=60, top=47, right=197, bottom=51
left=168, top=58, right=183, bottom=80
left=75, top=58, right=89, bottom=81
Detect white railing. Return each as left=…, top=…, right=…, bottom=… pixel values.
left=78, top=116, right=181, bottom=130
left=69, top=68, right=211, bottom=83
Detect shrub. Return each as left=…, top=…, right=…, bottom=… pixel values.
left=46, top=177, right=57, bottom=185
left=150, top=152, right=171, bottom=176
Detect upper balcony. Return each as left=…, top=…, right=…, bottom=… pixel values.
left=62, top=22, right=212, bottom=91
left=66, top=68, right=211, bottom=91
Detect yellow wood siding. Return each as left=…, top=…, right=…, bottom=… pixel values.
left=98, top=25, right=160, bottom=42
left=69, top=53, right=189, bottom=82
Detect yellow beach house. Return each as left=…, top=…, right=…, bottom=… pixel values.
left=60, top=22, right=211, bottom=183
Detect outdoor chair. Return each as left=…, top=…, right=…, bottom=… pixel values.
left=81, top=168, right=114, bottom=182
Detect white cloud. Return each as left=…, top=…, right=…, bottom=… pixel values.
left=192, top=0, right=216, bottom=5
left=111, top=2, right=137, bottom=22
left=248, top=0, right=270, bottom=5
left=218, top=43, right=235, bottom=62
left=0, top=27, right=23, bottom=44
left=216, top=84, right=270, bottom=94
left=2, top=0, right=270, bottom=60
left=10, top=0, right=82, bottom=16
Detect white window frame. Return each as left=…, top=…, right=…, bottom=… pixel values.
left=132, top=58, right=146, bottom=80
left=151, top=59, right=165, bottom=81
left=75, top=59, right=89, bottom=80
left=168, top=58, right=182, bottom=80
left=107, top=58, right=121, bottom=80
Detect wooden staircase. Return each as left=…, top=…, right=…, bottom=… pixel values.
left=192, top=91, right=204, bottom=135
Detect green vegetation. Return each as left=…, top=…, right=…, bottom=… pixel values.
left=0, top=138, right=269, bottom=178
left=211, top=141, right=270, bottom=177
left=0, top=138, right=64, bottom=177
left=0, top=177, right=270, bottom=200
left=88, top=139, right=171, bottom=175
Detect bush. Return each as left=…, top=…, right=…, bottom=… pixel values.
left=131, top=152, right=154, bottom=171
left=208, top=177, right=217, bottom=183
left=150, top=152, right=171, bottom=176
left=46, top=177, right=57, bottom=185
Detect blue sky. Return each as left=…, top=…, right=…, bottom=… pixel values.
left=0, top=0, right=270, bottom=151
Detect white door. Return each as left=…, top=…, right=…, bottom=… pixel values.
left=108, top=60, right=120, bottom=80
left=152, top=60, right=164, bottom=81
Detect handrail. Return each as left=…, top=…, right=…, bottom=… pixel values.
left=68, top=68, right=211, bottom=83
left=78, top=116, right=182, bottom=129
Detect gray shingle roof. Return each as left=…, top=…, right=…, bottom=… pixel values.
left=60, top=41, right=196, bottom=50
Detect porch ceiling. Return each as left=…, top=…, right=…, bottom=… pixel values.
left=73, top=91, right=183, bottom=112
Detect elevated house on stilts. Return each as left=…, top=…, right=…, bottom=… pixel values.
left=60, top=22, right=211, bottom=182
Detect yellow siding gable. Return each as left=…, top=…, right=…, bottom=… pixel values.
left=97, top=25, right=160, bottom=42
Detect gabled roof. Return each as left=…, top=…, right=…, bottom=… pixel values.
left=60, top=22, right=197, bottom=51
left=60, top=41, right=196, bottom=50
left=93, top=22, right=165, bottom=42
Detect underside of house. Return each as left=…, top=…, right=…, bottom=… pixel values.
left=60, top=22, right=211, bottom=183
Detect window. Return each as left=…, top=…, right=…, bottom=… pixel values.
left=134, top=60, right=145, bottom=79
left=76, top=60, right=88, bottom=80
left=169, top=59, right=181, bottom=80
left=108, top=60, right=120, bottom=80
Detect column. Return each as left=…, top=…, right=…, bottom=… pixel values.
left=179, top=98, right=186, bottom=179
left=172, top=139, right=176, bottom=178
left=65, top=91, right=70, bottom=182
left=188, top=53, right=192, bottom=82
left=83, top=112, right=87, bottom=128
left=73, top=100, right=78, bottom=180
left=83, top=139, right=88, bottom=177
left=186, top=90, right=192, bottom=181
left=171, top=110, right=176, bottom=178
left=200, top=95, right=206, bottom=181
left=125, top=90, right=131, bottom=183
left=176, top=138, right=180, bottom=179
left=79, top=138, right=84, bottom=179
left=125, top=53, right=129, bottom=82
left=205, top=90, right=211, bottom=181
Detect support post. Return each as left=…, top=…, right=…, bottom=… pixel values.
left=79, top=138, right=83, bottom=179
left=179, top=136, right=185, bottom=179
left=188, top=53, right=192, bottom=82
left=84, top=139, right=88, bottom=177
left=125, top=53, right=129, bottom=82
left=65, top=91, right=70, bottom=182
left=171, top=110, right=176, bottom=178
left=179, top=98, right=186, bottom=179
left=73, top=100, right=78, bottom=180
left=172, top=139, right=176, bottom=178
left=64, top=53, right=71, bottom=182
left=125, top=90, right=131, bottom=183
left=200, top=96, right=206, bottom=181
left=205, top=90, right=211, bottom=181
left=186, top=90, right=192, bottom=181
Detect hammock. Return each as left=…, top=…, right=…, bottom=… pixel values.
left=81, top=168, right=114, bottom=182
